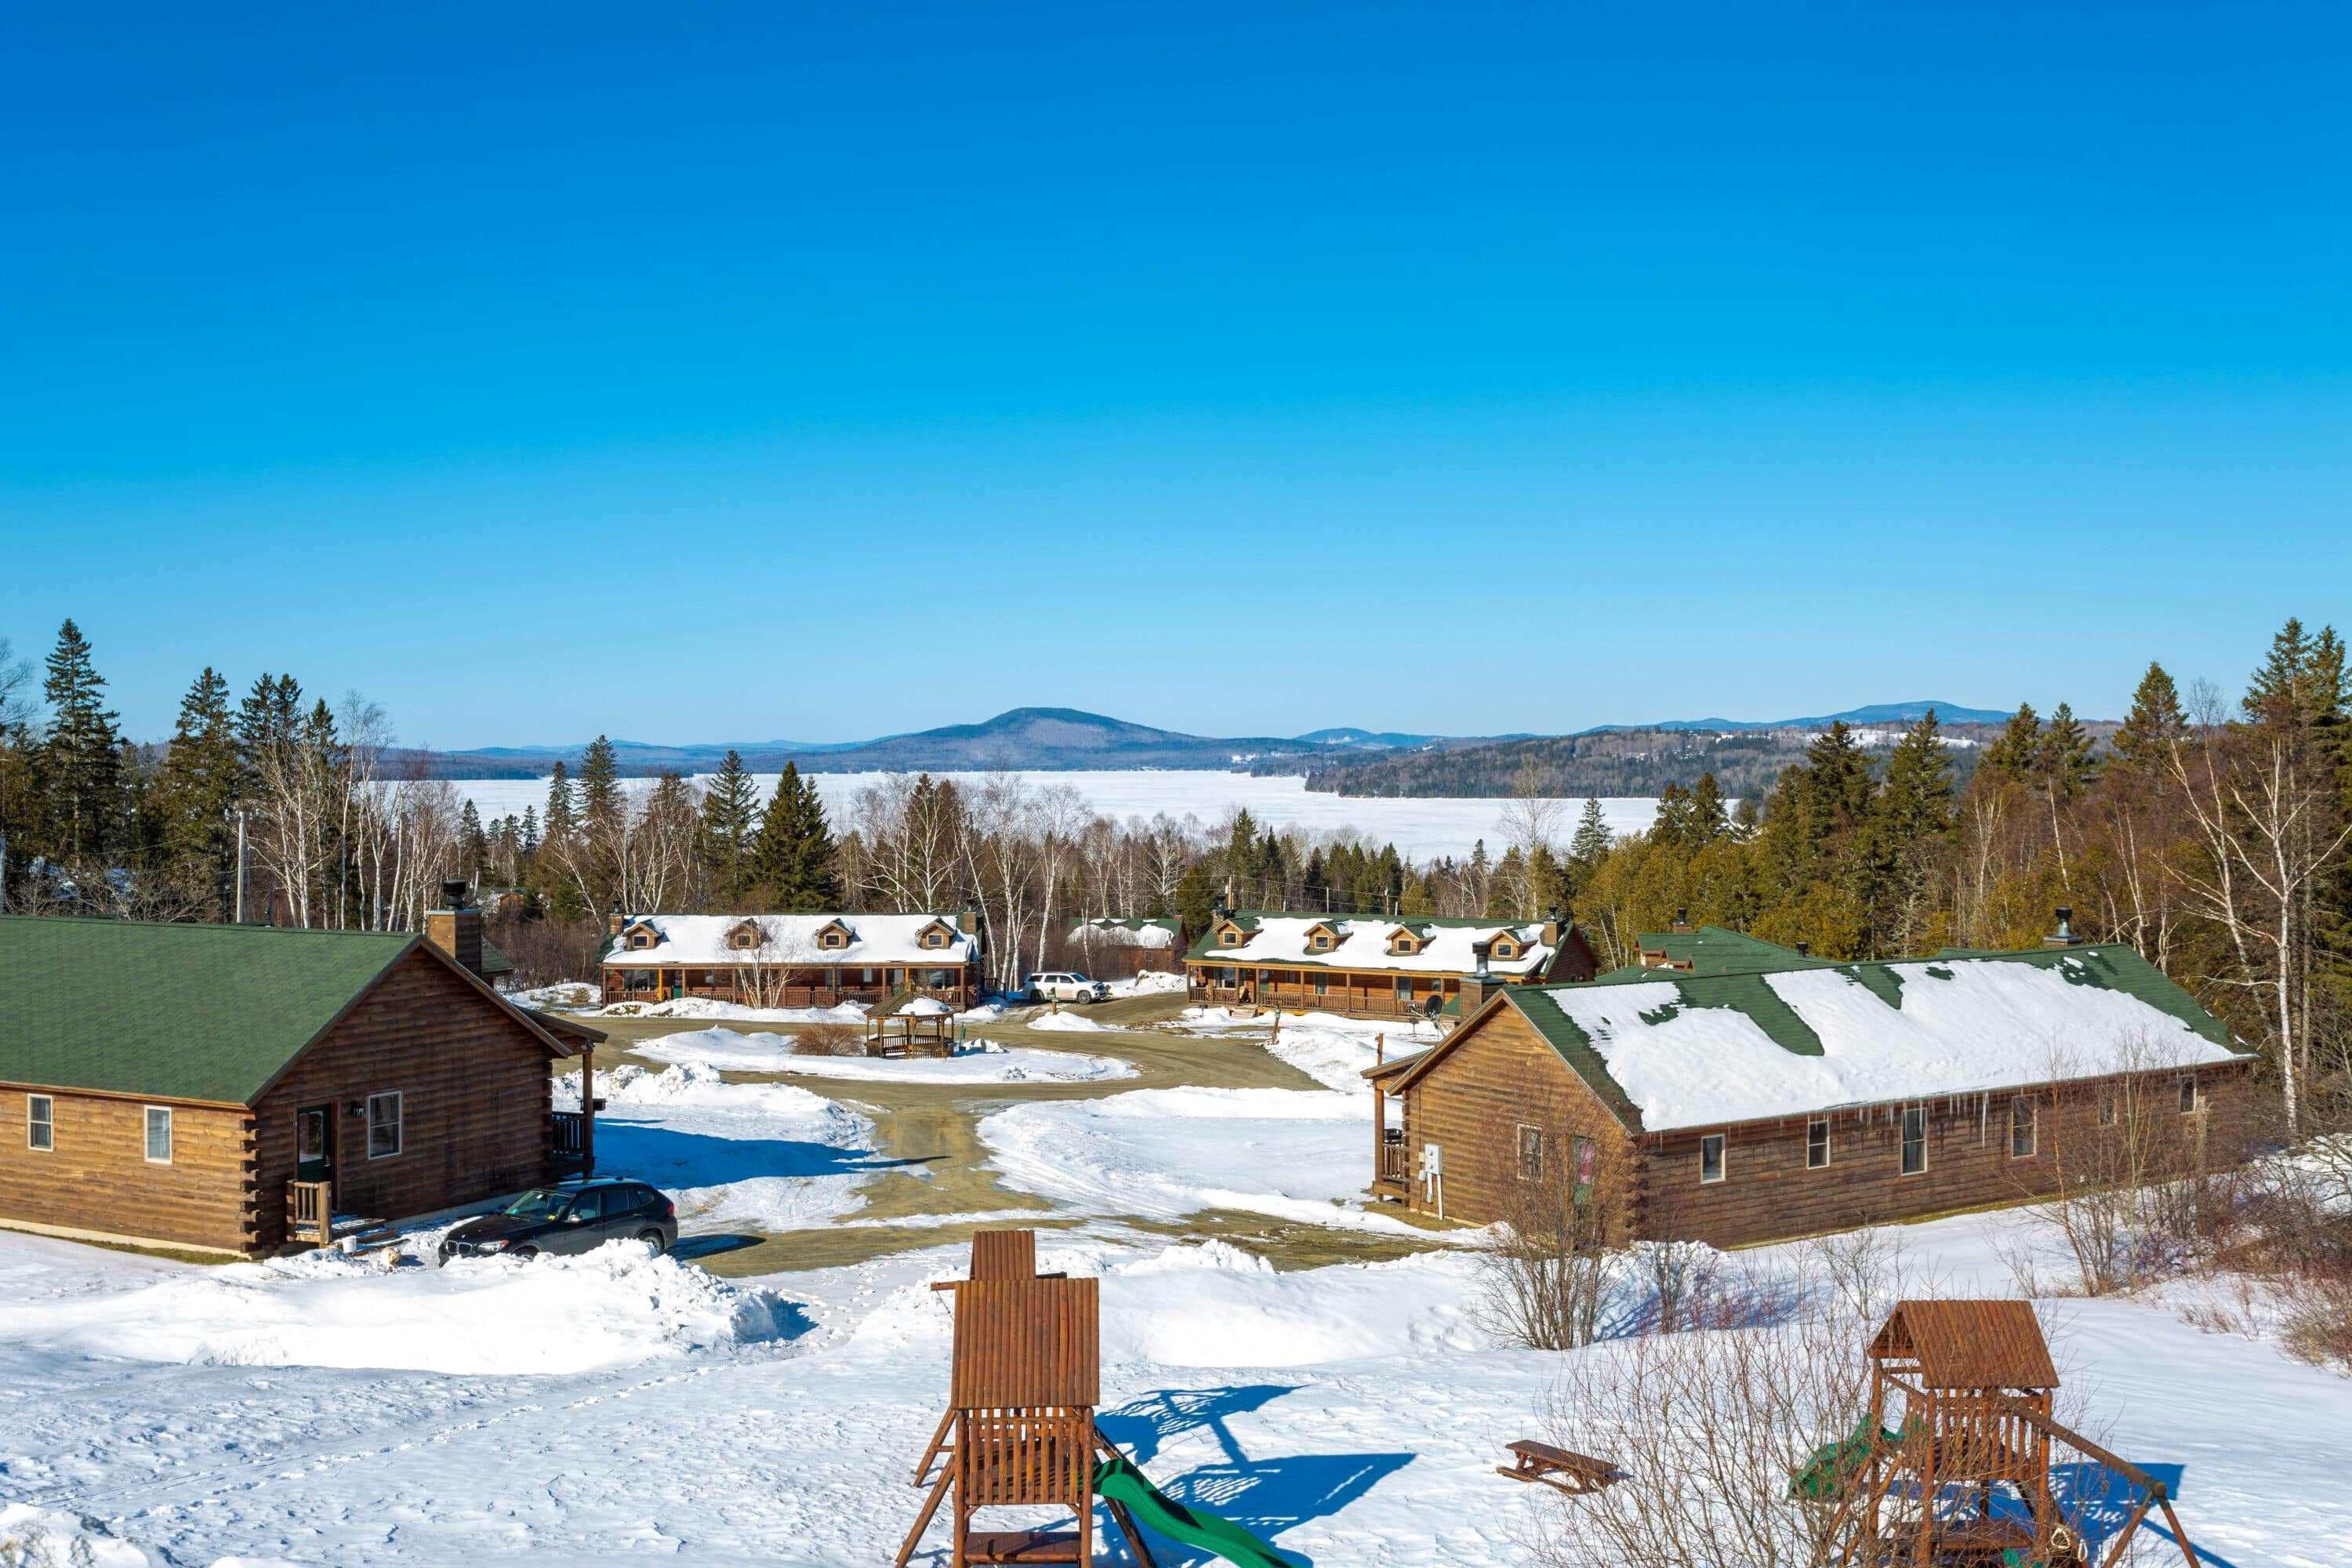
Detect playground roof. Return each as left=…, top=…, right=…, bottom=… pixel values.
left=1870, top=1300, right=2058, bottom=1390
left=950, top=1276, right=1100, bottom=1409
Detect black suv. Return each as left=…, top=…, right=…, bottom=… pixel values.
left=438, top=1178, right=677, bottom=1263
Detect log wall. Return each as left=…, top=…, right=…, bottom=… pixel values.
left=250, top=948, right=561, bottom=1250
left=0, top=1087, right=255, bottom=1254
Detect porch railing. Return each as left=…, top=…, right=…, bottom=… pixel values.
left=550, top=1109, right=588, bottom=1162
left=288, top=1179, right=332, bottom=1246
left=1377, top=1134, right=1413, bottom=1186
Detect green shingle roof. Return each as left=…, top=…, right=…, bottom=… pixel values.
left=0, top=916, right=423, bottom=1104
left=1486, top=942, right=2243, bottom=1134
left=1632, top=925, right=1810, bottom=974
left=1183, top=908, right=1570, bottom=967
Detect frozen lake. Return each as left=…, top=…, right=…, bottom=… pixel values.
left=445, top=769, right=1661, bottom=862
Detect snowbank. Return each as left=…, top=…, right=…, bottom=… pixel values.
left=0, top=1241, right=793, bottom=1375
left=1025, top=1009, right=1114, bottom=1033
left=1109, top=971, right=1185, bottom=997
left=0, top=1503, right=158, bottom=1566
left=504, top=980, right=598, bottom=1011
left=1174, top=1007, right=1442, bottom=1092
left=978, top=1087, right=1426, bottom=1234
left=1099, top=1244, right=1486, bottom=1367
left=557, top=1063, right=880, bottom=1231
left=595, top=996, right=871, bottom=1024
left=633, top=1027, right=1136, bottom=1083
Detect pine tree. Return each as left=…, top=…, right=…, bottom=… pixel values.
left=542, top=762, right=575, bottom=846
left=747, top=762, right=840, bottom=910
left=2112, top=662, right=2187, bottom=773
left=38, top=619, right=124, bottom=862
left=1690, top=772, right=1730, bottom=844
left=699, top=749, right=758, bottom=895
left=1652, top=780, right=1699, bottom=851
left=459, top=800, right=489, bottom=880
left=150, top=666, right=240, bottom=915
left=1980, top=703, right=2042, bottom=781
left=578, top=736, right=622, bottom=844
left=1225, top=809, right=1261, bottom=906
left=520, top=803, right=542, bottom=855
left=1569, top=796, right=1613, bottom=869
left=2036, top=702, right=2098, bottom=800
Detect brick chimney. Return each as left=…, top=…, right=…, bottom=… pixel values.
left=958, top=900, right=981, bottom=935
left=2044, top=906, right=2083, bottom=949
left=425, top=878, right=484, bottom=978
left=1671, top=906, right=1693, bottom=934
left=1542, top=905, right=1565, bottom=947
left=607, top=901, right=626, bottom=938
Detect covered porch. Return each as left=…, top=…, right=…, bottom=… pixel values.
left=1364, top=1050, right=1422, bottom=1201
left=600, top=963, right=977, bottom=1011
left=1186, top=964, right=1461, bottom=1021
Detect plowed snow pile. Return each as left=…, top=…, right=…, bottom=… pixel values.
left=635, top=1026, right=1135, bottom=1083
left=0, top=1242, right=793, bottom=1374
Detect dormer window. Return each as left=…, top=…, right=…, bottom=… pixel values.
left=629, top=932, right=652, bottom=949
left=1492, top=940, right=1519, bottom=960
left=1220, top=925, right=1243, bottom=946
left=1388, top=935, right=1420, bottom=956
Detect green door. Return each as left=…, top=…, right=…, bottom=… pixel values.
left=295, top=1105, right=335, bottom=1185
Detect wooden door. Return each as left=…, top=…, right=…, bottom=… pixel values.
left=296, top=1104, right=336, bottom=1185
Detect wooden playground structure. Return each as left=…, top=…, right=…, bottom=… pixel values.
left=899, top=1232, right=1158, bottom=1567
left=1805, top=1301, right=2200, bottom=1567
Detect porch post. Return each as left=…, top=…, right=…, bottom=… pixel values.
left=582, top=1046, right=597, bottom=1177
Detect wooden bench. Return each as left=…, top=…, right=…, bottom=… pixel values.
left=1497, top=1439, right=1624, bottom=1496
left=960, top=1529, right=1083, bottom=1563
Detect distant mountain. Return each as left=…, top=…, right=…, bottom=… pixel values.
left=414, top=701, right=2039, bottom=781
left=1621, top=701, right=2013, bottom=733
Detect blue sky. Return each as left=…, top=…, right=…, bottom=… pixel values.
left=3, top=3, right=2346, bottom=748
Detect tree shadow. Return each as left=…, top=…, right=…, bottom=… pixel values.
left=1097, top=1385, right=1414, bottom=1566
left=590, top=1120, right=926, bottom=1187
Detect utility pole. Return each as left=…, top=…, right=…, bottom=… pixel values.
left=231, top=808, right=249, bottom=923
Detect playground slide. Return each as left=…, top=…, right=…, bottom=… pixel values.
left=1094, top=1455, right=1295, bottom=1568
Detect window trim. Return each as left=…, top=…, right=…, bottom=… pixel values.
left=143, top=1105, right=173, bottom=1165
left=1899, top=1105, right=1928, bottom=1176
left=2179, top=1076, right=2200, bottom=1116
left=27, top=1093, right=54, bottom=1152
left=2009, top=1095, right=2037, bottom=1160
left=1699, top=1132, right=1726, bottom=1185
left=366, top=1091, right=404, bottom=1160
left=1515, top=1123, right=1544, bottom=1183
left=1806, top=1116, right=1830, bottom=1171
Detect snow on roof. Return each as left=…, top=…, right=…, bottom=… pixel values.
left=603, top=913, right=975, bottom=968
left=899, top=996, right=953, bottom=1016
left=1070, top=918, right=1177, bottom=949
left=1537, top=949, right=2241, bottom=1132
left=1202, top=915, right=1552, bottom=975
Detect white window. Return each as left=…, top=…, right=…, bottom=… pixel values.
left=144, top=1105, right=173, bottom=1164
left=2010, top=1097, right=2037, bottom=1158
left=1699, top=1133, right=1726, bottom=1184
left=27, top=1094, right=54, bottom=1152
left=1900, top=1106, right=1927, bottom=1174
left=1806, top=1116, right=1830, bottom=1170
left=367, top=1091, right=403, bottom=1159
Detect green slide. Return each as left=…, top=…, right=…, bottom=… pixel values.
left=1788, top=1416, right=1914, bottom=1501
left=1094, top=1455, right=1294, bottom=1568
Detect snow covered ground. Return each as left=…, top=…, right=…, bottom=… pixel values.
left=634, top=1025, right=1137, bottom=1084
left=447, top=771, right=1665, bottom=862
left=590, top=997, right=872, bottom=1025
left=979, top=1087, right=1429, bottom=1235
left=555, top=1064, right=883, bottom=1232
left=1173, top=1006, right=1443, bottom=1093
left=6, top=1212, right=2352, bottom=1566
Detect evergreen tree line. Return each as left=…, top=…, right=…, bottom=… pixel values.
left=1567, top=618, right=2352, bottom=1134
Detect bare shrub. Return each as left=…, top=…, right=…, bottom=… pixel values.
left=1530, top=1250, right=1874, bottom=1568
left=2279, top=1267, right=2352, bottom=1374
left=1472, top=1091, right=1622, bottom=1350
left=793, top=1022, right=866, bottom=1058
left=2010, top=1039, right=2238, bottom=1296
left=485, top=912, right=606, bottom=990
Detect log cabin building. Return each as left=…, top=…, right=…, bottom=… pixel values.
left=1183, top=904, right=1602, bottom=1019
left=600, top=909, right=984, bottom=1009
left=1365, top=921, right=2252, bottom=1248
left=1065, top=916, right=1183, bottom=980
left=0, top=889, right=603, bottom=1258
